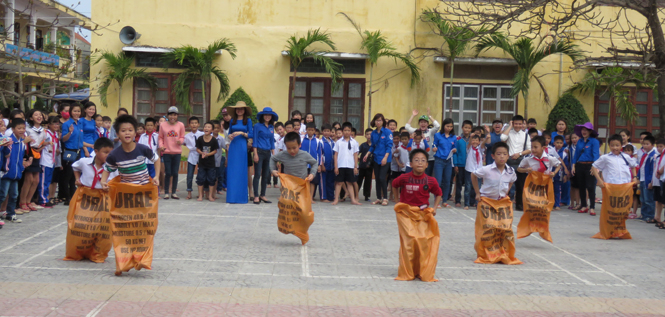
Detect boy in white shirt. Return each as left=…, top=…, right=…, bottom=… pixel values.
left=517, top=136, right=561, bottom=176
left=137, top=117, right=159, bottom=179
left=331, top=122, right=361, bottom=206
left=73, top=138, right=117, bottom=189
left=543, top=132, right=560, bottom=159
left=184, top=116, right=203, bottom=199
left=37, top=116, right=60, bottom=208
left=390, top=132, right=410, bottom=202
left=465, top=134, right=484, bottom=209
left=593, top=134, right=638, bottom=188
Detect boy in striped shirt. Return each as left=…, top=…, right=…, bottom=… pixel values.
left=101, top=115, right=160, bottom=188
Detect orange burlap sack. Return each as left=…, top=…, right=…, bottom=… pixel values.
left=277, top=173, right=314, bottom=245
left=592, top=183, right=633, bottom=240
left=517, top=171, right=554, bottom=243
left=475, top=197, right=522, bottom=265
left=394, top=202, right=440, bottom=282
left=108, top=178, right=159, bottom=275
left=63, top=187, right=112, bottom=263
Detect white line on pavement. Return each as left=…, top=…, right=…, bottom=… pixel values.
left=0, top=221, right=66, bottom=254
left=14, top=240, right=66, bottom=268
left=85, top=301, right=108, bottom=317
left=301, top=245, right=310, bottom=277
left=532, top=252, right=593, bottom=285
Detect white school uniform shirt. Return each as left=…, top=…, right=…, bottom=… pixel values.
left=138, top=132, right=159, bottom=165
left=215, top=135, right=226, bottom=167
left=184, top=130, right=204, bottom=165
left=275, top=134, right=285, bottom=153
left=639, top=148, right=655, bottom=180
left=473, top=163, right=517, bottom=200
left=518, top=152, right=561, bottom=172
left=465, top=145, right=485, bottom=173
left=636, top=147, right=646, bottom=165
left=592, top=152, right=637, bottom=185
left=333, top=138, right=359, bottom=169
left=40, top=130, right=58, bottom=168
left=390, top=145, right=408, bottom=172
left=544, top=145, right=560, bottom=159
left=653, top=151, right=665, bottom=186
left=72, top=157, right=118, bottom=189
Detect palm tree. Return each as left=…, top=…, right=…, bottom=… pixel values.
left=339, top=12, right=421, bottom=127
left=568, top=67, right=657, bottom=149
left=162, top=39, right=237, bottom=114
left=285, top=29, right=343, bottom=109
left=93, top=51, right=156, bottom=107
left=475, top=33, right=583, bottom=119
left=422, top=9, right=486, bottom=117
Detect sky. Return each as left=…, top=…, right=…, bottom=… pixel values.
left=56, top=0, right=91, bottom=39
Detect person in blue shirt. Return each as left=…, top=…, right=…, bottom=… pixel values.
left=485, top=119, right=504, bottom=165
left=301, top=122, right=323, bottom=199
left=320, top=124, right=335, bottom=202
left=432, top=118, right=457, bottom=208
left=571, top=122, right=601, bottom=215
left=453, top=120, right=473, bottom=208
left=60, top=102, right=84, bottom=205
left=550, top=119, right=568, bottom=147
left=0, top=118, right=28, bottom=223
left=80, top=102, right=98, bottom=158
left=362, top=113, right=393, bottom=206
left=252, top=107, right=278, bottom=204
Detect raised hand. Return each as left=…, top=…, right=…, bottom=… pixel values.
left=412, top=109, right=419, bottom=116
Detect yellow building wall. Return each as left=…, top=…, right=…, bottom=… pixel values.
left=90, top=0, right=649, bottom=137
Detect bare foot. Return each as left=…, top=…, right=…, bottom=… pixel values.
left=554, top=207, right=560, bottom=210
left=197, top=196, right=203, bottom=201
left=352, top=201, right=362, bottom=206
left=321, top=200, right=331, bottom=203
left=187, top=192, right=192, bottom=200
left=267, top=184, right=272, bottom=188
left=464, top=206, right=469, bottom=210
left=209, top=196, right=215, bottom=202
left=311, top=201, right=317, bottom=204
left=274, top=185, right=280, bottom=188
left=331, top=200, right=339, bottom=205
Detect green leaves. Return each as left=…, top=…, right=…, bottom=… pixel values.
left=93, top=51, right=156, bottom=107
left=162, top=38, right=237, bottom=114
left=421, top=9, right=483, bottom=61
left=285, top=28, right=343, bottom=87
left=545, top=94, right=591, bottom=134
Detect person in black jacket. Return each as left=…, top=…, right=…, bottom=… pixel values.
left=357, top=128, right=374, bottom=201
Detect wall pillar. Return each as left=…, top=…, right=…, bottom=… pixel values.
left=4, top=0, right=15, bottom=45
left=28, top=15, right=36, bottom=48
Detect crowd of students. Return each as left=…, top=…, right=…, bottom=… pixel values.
left=2, top=100, right=663, bottom=231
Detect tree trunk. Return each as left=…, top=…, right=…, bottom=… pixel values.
left=17, top=52, right=25, bottom=111
left=448, top=61, right=455, bottom=119
left=202, top=79, right=207, bottom=119
left=291, top=68, right=298, bottom=114
left=523, top=90, right=529, bottom=120
left=368, top=64, right=373, bottom=128
left=118, top=84, right=123, bottom=109
left=646, top=4, right=665, bottom=136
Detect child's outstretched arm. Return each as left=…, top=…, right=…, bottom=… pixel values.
left=591, top=166, right=605, bottom=188
left=433, top=195, right=442, bottom=215
left=270, top=154, right=280, bottom=177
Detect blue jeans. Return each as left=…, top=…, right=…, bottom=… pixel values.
left=162, top=154, right=181, bottom=195
left=186, top=162, right=196, bottom=192
left=640, top=181, right=655, bottom=220
left=217, top=157, right=226, bottom=191
left=0, top=179, right=19, bottom=217
left=433, top=157, right=453, bottom=204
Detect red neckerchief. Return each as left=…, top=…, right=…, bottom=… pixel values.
left=400, top=145, right=407, bottom=150
left=473, top=147, right=481, bottom=165
left=90, top=163, right=104, bottom=189
left=145, top=132, right=156, bottom=150
left=639, top=151, right=648, bottom=169
left=415, top=141, right=420, bottom=149
left=658, top=152, right=665, bottom=169
left=46, top=129, right=58, bottom=164
left=544, top=147, right=549, bottom=154
left=534, top=155, right=548, bottom=173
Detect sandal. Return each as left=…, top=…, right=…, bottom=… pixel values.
left=381, top=199, right=389, bottom=206
left=372, top=200, right=382, bottom=205
left=628, top=213, right=638, bottom=219
left=578, top=208, right=589, bottom=214
left=442, top=203, right=451, bottom=208
left=646, top=218, right=657, bottom=224
left=655, top=222, right=665, bottom=229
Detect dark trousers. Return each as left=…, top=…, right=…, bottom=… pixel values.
left=357, top=167, right=373, bottom=199
left=515, top=171, right=527, bottom=209
left=373, top=164, right=389, bottom=200
left=576, top=163, right=596, bottom=209
left=163, top=154, right=181, bottom=195
left=217, top=157, right=226, bottom=191
left=426, top=162, right=434, bottom=177
left=253, top=149, right=271, bottom=197
left=454, top=167, right=466, bottom=204
left=60, top=151, right=79, bottom=202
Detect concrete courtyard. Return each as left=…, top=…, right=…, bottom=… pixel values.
left=0, top=182, right=664, bottom=316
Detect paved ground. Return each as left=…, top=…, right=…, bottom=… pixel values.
left=1, top=181, right=664, bottom=317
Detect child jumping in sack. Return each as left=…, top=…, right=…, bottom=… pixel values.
left=392, top=148, right=442, bottom=282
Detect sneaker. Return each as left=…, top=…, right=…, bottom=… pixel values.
left=7, top=215, right=22, bottom=223
left=163, top=194, right=170, bottom=200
